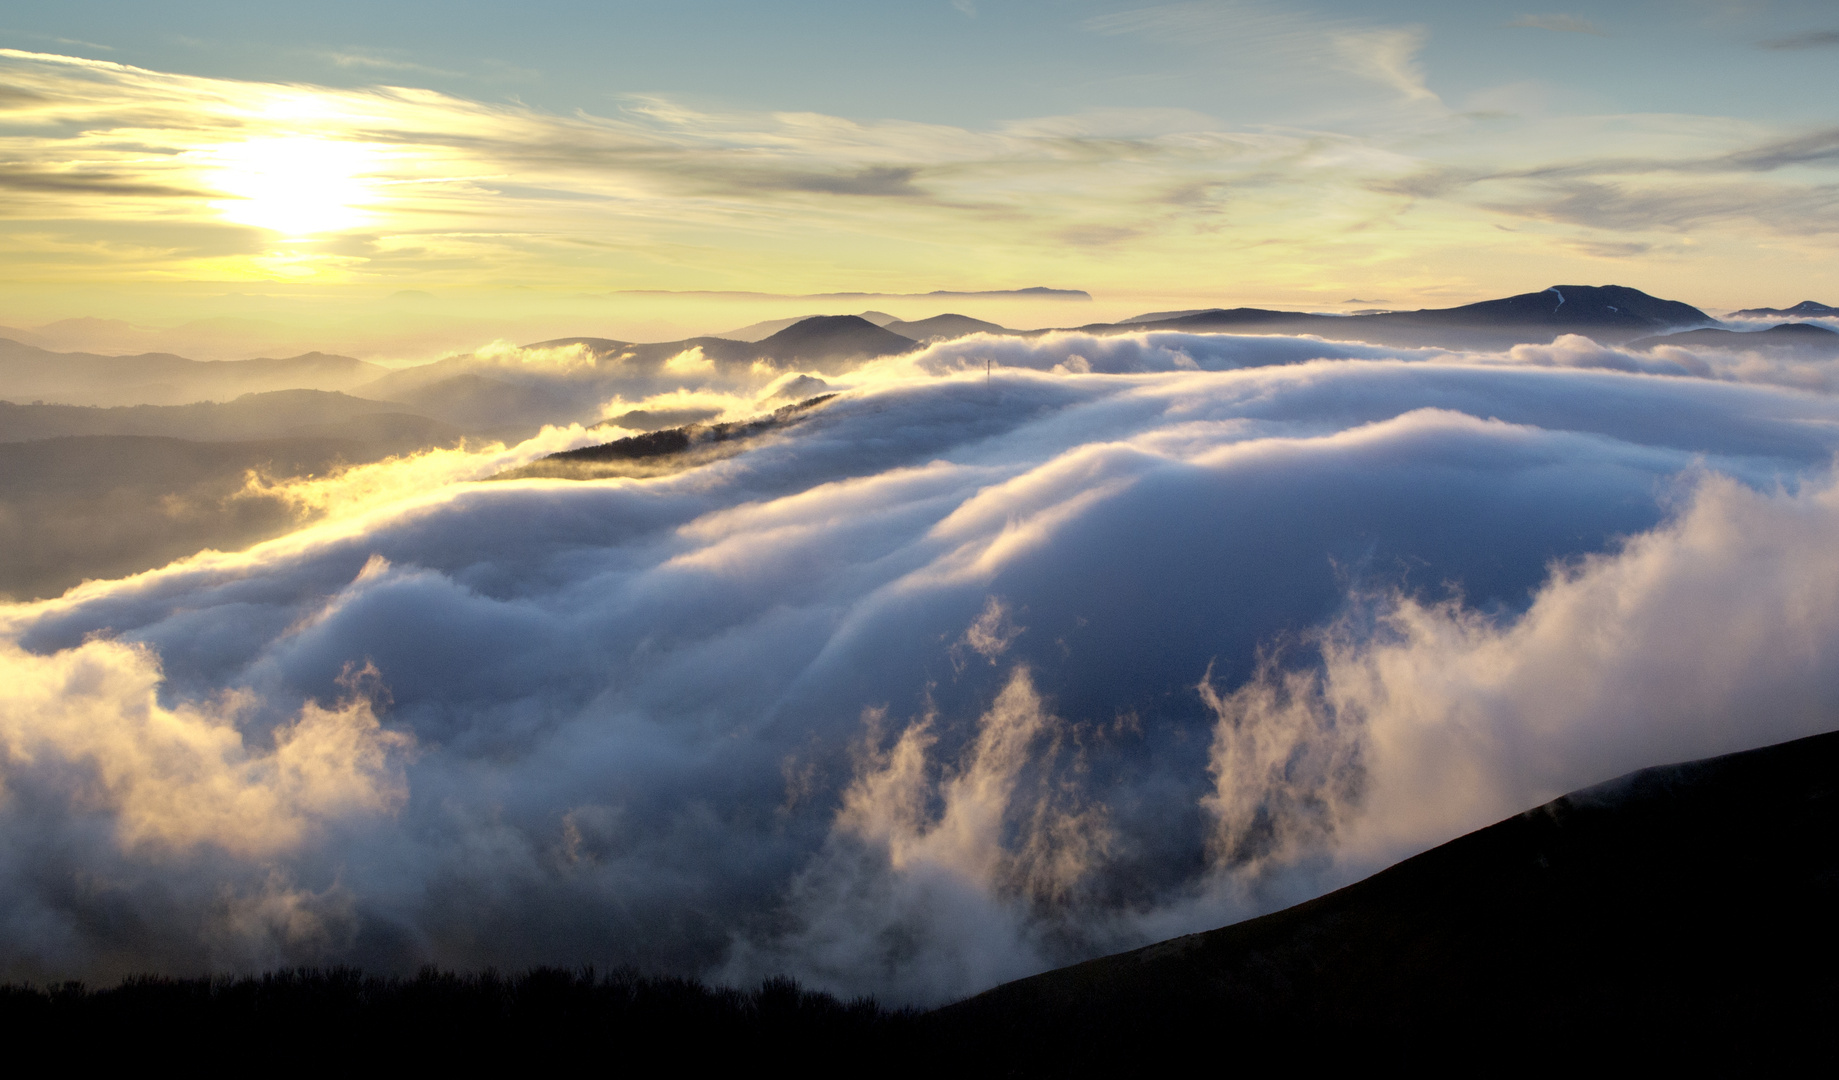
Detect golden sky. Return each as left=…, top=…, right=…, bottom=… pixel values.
left=3, top=1, right=1838, bottom=350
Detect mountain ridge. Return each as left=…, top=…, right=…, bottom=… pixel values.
left=937, top=727, right=1839, bottom=1060
left=1114, top=285, right=1713, bottom=348
left=1631, top=322, right=1839, bottom=352
left=1731, top=300, right=1839, bottom=319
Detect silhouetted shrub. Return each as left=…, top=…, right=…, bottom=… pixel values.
left=0, top=966, right=919, bottom=1067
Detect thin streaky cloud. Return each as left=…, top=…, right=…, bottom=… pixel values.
left=1507, top=14, right=1606, bottom=35
left=315, top=50, right=463, bottom=78
left=0, top=29, right=116, bottom=52
left=0, top=42, right=1835, bottom=300
left=1082, top=2, right=1440, bottom=105
left=1760, top=30, right=1839, bottom=50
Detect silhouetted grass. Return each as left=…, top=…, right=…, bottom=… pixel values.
left=0, top=967, right=920, bottom=1065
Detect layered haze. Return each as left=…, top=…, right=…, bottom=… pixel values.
left=5, top=326, right=1839, bottom=1001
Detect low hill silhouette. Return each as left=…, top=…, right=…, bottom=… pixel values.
left=1631, top=322, right=1839, bottom=352
left=881, top=313, right=1007, bottom=342
left=942, top=727, right=1839, bottom=1064
left=1117, top=285, right=1713, bottom=349
left=498, top=395, right=836, bottom=481
left=0, top=340, right=386, bottom=406
left=749, top=315, right=917, bottom=370
left=1731, top=300, right=1839, bottom=319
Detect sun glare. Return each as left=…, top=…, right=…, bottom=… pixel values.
left=205, top=137, right=380, bottom=237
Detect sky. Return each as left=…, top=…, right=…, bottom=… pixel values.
left=3, top=1, right=1839, bottom=350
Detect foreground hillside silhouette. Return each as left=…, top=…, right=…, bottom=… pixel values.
left=944, top=727, right=1839, bottom=1064
left=5, top=730, right=1833, bottom=1065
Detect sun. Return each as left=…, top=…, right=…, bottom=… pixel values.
left=206, top=137, right=380, bottom=238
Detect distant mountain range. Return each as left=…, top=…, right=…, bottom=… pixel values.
left=1089, top=284, right=1718, bottom=350
left=1631, top=322, right=1839, bottom=353
left=1729, top=300, right=1839, bottom=319
left=673, top=285, right=1839, bottom=358
left=526, top=314, right=922, bottom=376
left=2, top=282, right=1828, bottom=462
left=681, top=284, right=1731, bottom=362
left=0, top=339, right=387, bottom=407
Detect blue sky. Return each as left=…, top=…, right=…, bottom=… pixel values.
left=11, top=1, right=1835, bottom=125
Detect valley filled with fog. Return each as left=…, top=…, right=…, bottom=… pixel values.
left=5, top=294, right=1839, bottom=1002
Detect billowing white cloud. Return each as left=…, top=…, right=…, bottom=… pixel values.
left=3, top=333, right=1839, bottom=998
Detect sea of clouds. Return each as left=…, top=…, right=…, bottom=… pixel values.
left=5, top=330, right=1839, bottom=1002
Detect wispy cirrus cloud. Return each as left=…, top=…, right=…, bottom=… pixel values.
left=311, top=48, right=462, bottom=78
left=2, top=42, right=1838, bottom=305
left=1760, top=30, right=1839, bottom=50
left=1507, top=14, right=1606, bottom=35
left=1371, top=121, right=1839, bottom=237
left=1084, top=1, right=1440, bottom=105
left=0, top=47, right=1427, bottom=290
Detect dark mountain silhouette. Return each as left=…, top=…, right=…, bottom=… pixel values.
left=1108, top=285, right=1713, bottom=349
left=880, top=314, right=1008, bottom=342
left=713, top=315, right=826, bottom=342
left=0, top=390, right=458, bottom=446
left=715, top=311, right=899, bottom=341
left=940, top=728, right=1839, bottom=1063
left=1631, top=322, right=1839, bottom=352
left=1394, top=283, right=1708, bottom=329
left=511, top=319, right=913, bottom=379
left=0, top=340, right=387, bottom=406
left=1731, top=300, right=1839, bottom=319
left=1117, top=308, right=1217, bottom=324
left=745, top=316, right=918, bottom=372
left=500, top=395, right=836, bottom=481
left=518, top=285, right=1712, bottom=370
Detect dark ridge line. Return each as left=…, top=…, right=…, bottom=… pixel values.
left=542, top=393, right=837, bottom=465
left=0, top=966, right=916, bottom=1059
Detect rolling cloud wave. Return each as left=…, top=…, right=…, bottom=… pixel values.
left=4, top=336, right=1839, bottom=1000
